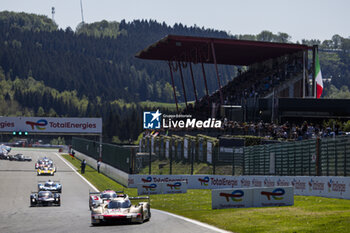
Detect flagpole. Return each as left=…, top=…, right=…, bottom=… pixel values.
left=312, top=45, right=317, bottom=98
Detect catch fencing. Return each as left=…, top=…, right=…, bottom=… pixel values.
left=139, top=135, right=350, bottom=176
left=73, top=135, right=350, bottom=176
left=72, top=137, right=134, bottom=173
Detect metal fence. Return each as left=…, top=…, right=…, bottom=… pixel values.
left=72, top=137, right=133, bottom=173
left=244, top=139, right=317, bottom=176
left=139, top=135, right=350, bottom=176
left=73, top=135, right=350, bottom=176
left=244, top=136, right=350, bottom=176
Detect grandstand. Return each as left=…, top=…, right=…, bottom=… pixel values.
left=136, top=34, right=350, bottom=125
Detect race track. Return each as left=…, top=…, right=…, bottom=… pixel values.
left=0, top=148, right=229, bottom=233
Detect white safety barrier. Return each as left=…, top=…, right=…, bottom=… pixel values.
left=129, top=174, right=350, bottom=199
left=212, top=187, right=294, bottom=209
left=72, top=150, right=129, bottom=187
left=137, top=181, right=187, bottom=195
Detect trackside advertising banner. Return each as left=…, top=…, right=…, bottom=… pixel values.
left=253, top=187, right=294, bottom=207
left=137, top=182, right=162, bottom=195
left=137, top=181, right=187, bottom=195
left=0, top=117, right=102, bottom=133
left=163, top=181, right=188, bottom=194
left=212, top=187, right=294, bottom=209
left=128, top=175, right=350, bottom=200
left=212, top=188, right=253, bottom=209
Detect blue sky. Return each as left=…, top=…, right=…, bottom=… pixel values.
left=1, top=0, right=349, bottom=42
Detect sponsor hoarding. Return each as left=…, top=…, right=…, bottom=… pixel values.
left=212, top=187, right=294, bottom=209
left=212, top=188, right=253, bottom=209
left=136, top=180, right=187, bottom=195
left=0, top=117, right=102, bottom=133
left=137, top=182, right=162, bottom=195
left=129, top=174, right=350, bottom=200
left=163, top=181, right=187, bottom=194
left=254, top=187, right=294, bottom=207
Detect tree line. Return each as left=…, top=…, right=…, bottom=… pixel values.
left=0, top=11, right=350, bottom=141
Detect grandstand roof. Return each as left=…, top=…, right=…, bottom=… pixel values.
left=136, top=35, right=312, bottom=66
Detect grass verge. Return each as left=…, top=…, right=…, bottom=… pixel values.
left=61, top=154, right=350, bottom=233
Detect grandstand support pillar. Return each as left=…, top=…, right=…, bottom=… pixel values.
left=210, top=41, right=223, bottom=104
left=99, top=133, right=102, bottom=161
left=302, top=50, right=306, bottom=98
left=189, top=63, right=198, bottom=103
left=168, top=61, right=179, bottom=113
left=178, top=61, right=188, bottom=110
left=201, top=62, right=209, bottom=96
left=149, top=136, right=152, bottom=175
left=316, top=137, right=321, bottom=176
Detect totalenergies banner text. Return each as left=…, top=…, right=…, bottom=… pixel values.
left=0, top=117, right=102, bottom=133
left=128, top=175, right=350, bottom=200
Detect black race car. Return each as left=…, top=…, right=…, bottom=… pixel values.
left=30, top=191, right=61, bottom=207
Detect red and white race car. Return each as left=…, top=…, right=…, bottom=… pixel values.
left=89, top=189, right=124, bottom=210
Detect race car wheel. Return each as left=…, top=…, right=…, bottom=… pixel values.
left=30, top=199, right=35, bottom=207
left=139, top=207, right=144, bottom=223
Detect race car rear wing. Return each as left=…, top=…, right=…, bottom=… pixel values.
left=38, top=180, right=60, bottom=183
left=89, top=189, right=124, bottom=195
left=129, top=196, right=150, bottom=203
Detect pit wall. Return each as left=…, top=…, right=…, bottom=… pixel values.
left=128, top=174, right=350, bottom=200
left=71, top=150, right=129, bottom=187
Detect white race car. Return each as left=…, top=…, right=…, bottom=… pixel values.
left=89, top=189, right=124, bottom=210
left=91, top=195, right=150, bottom=225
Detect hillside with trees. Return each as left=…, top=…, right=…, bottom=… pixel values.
left=1, top=11, right=350, bottom=141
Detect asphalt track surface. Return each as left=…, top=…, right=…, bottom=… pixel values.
left=0, top=148, right=230, bottom=233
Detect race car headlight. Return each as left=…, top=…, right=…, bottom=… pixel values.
left=93, top=215, right=103, bottom=220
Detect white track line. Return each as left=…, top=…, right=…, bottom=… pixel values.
left=54, top=153, right=99, bottom=192
left=152, top=209, right=232, bottom=233
left=55, top=152, right=231, bottom=233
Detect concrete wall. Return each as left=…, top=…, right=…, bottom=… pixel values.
left=73, top=150, right=129, bottom=187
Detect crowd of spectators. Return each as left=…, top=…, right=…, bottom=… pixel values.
left=177, top=52, right=344, bottom=142
left=221, top=120, right=343, bottom=141
left=187, top=52, right=304, bottom=119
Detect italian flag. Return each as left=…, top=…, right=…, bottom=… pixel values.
left=315, top=50, right=323, bottom=98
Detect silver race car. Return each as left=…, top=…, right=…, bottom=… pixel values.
left=91, top=195, right=150, bottom=225
left=9, top=153, right=32, bottom=161
left=30, top=191, right=61, bottom=207
left=38, top=180, right=62, bottom=193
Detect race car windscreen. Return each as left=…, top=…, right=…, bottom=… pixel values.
left=101, top=193, right=117, bottom=199
left=38, top=192, right=53, bottom=198
left=107, top=200, right=131, bottom=209
left=45, top=183, right=55, bottom=187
